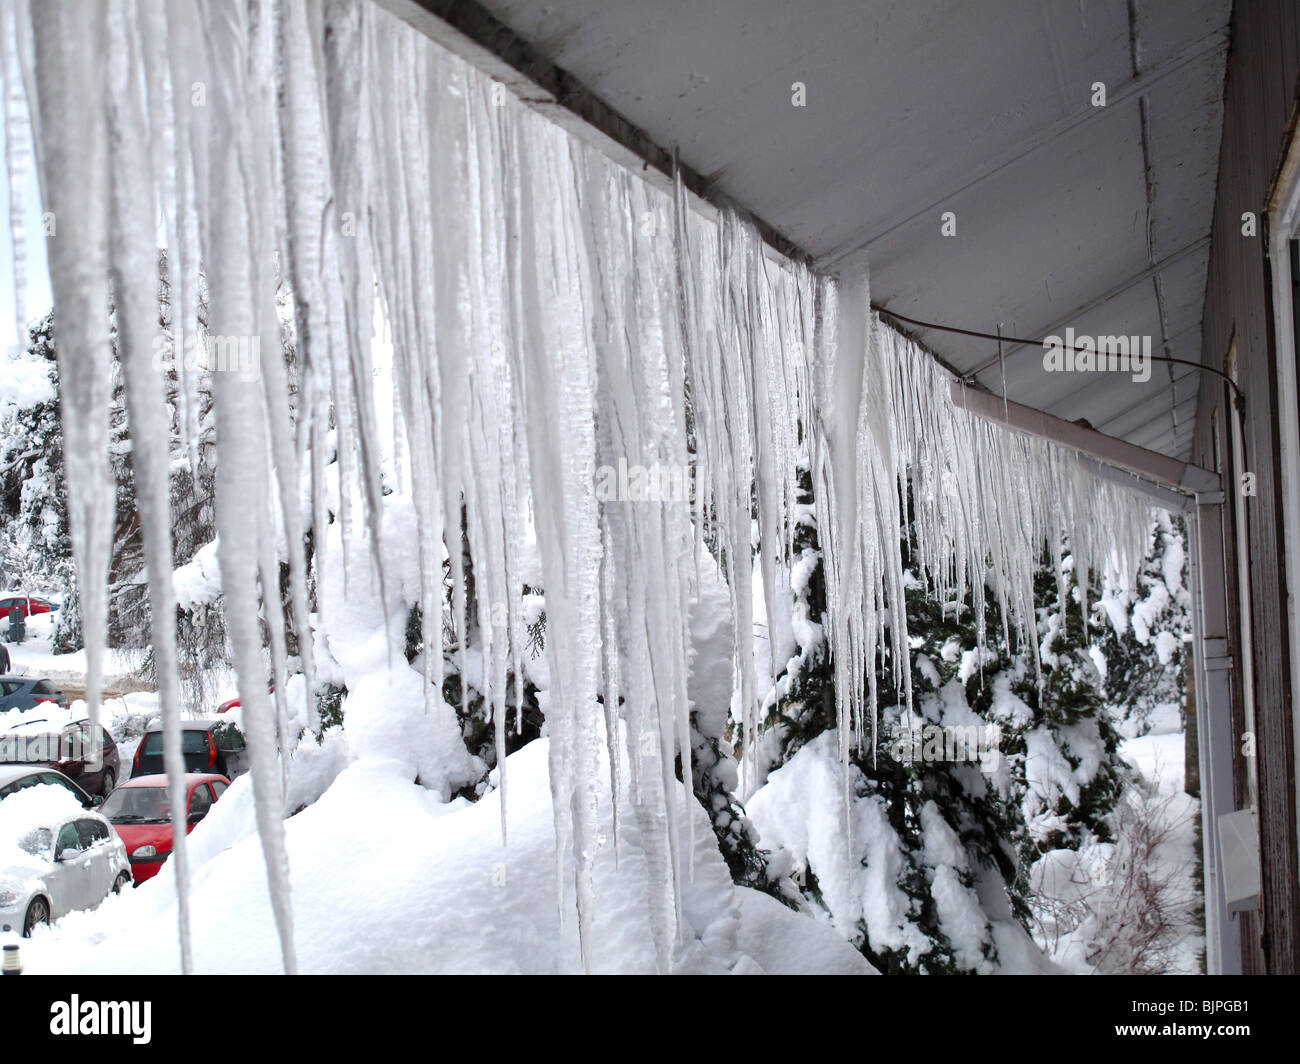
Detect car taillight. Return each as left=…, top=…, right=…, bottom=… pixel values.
left=133, top=746, right=141, bottom=771
left=33, top=697, right=55, bottom=706
left=208, top=737, right=217, bottom=767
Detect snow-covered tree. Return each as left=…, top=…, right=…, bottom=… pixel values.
left=749, top=477, right=1040, bottom=973
left=1094, top=512, right=1190, bottom=735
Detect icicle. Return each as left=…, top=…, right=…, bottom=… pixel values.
left=103, top=0, right=192, bottom=974
left=0, top=0, right=30, bottom=352
left=197, top=0, right=296, bottom=974
left=27, top=2, right=113, bottom=733
left=4, top=0, right=1162, bottom=977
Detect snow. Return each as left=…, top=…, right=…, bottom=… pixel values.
left=747, top=731, right=1051, bottom=973
left=1029, top=702, right=1202, bottom=974
left=0, top=0, right=1161, bottom=971
left=11, top=733, right=867, bottom=975
left=171, top=540, right=222, bottom=612
left=0, top=352, right=51, bottom=410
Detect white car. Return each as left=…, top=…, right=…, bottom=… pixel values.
left=0, top=784, right=131, bottom=936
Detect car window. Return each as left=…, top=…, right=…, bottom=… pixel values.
left=39, top=772, right=85, bottom=802
left=101, top=785, right=171, bottom=822
left=0, top=680, right=22, bottom=696
left=212, top=722, right=245, bottom=752
left=210, top=780, right=228, bottom=799
left=0, top=772, right=42, bottom=797
left=55, top=822, right=82, bottom=857
left=141, top=730, right=209, bottom=755
left=189, top=785, right=213, bottom=817
left=31, top=681, right=52, bottom=696
left=76, top=818, right=109, bottom=847
left=71, top=723, right=107, bottom=760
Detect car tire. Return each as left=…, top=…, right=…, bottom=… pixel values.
left=112, top=871, right=132, bottom=894
left=22, top=897, right=49, bottom=937
left=99, top=769, right=115, bottom=798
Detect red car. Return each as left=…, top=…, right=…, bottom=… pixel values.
left=0, top=596, right=57, bottom=621
left=98, top=773, right=230, bottom=884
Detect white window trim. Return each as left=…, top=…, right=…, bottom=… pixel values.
left=1225, top=342, right=1258, bottom=809
left=1267, top=128, right=1300, bottom=865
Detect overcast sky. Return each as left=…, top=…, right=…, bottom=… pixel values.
left=0, top=113, right=51, bottom=357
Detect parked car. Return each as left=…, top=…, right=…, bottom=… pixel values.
left=0, top=787, right=130, bottom=936
left=0, top=596, right=57, bottom=622
left=0, top=765, right=99, bottom=809
left=0, top=719, right=120, bottom=799
left=131, top=720, right=248, bottom=780
left=100, top=773, right=230, bottom=884
left=0, top=676, right=70, bottom=713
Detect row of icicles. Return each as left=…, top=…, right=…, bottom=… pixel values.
left=0, top=0, right=1152, bottom=972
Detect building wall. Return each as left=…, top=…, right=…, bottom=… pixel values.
left=1195, top=0, right=1300, bottom=974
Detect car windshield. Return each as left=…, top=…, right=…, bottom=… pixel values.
left=141, top=730, right=208, bottom=756
left=100, top=786, right=172, bottom=823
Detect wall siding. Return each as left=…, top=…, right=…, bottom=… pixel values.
left=1195, top=0, right=1300, bottom=975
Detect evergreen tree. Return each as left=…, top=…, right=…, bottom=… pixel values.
left=749, top=473, right=1135, bottom=972
left=751, top=474, right=1031, bottom=973
left=1094, top=512, right=1190, bottom=734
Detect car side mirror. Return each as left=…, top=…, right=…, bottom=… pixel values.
left=187, top=810, right=205, bottom=823
left=91, top=795, right=103, bottom=807
left=56, top=848, right=78, bottom=862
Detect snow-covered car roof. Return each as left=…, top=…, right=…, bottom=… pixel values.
left=0, top=782, right=89, bottom=835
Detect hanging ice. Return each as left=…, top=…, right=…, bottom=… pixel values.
left=0, top=0, right=1154, bottom=974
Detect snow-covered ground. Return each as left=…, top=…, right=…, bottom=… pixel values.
left=1029, top=701, right=1203, bottom=974
left=1, top=607, right=145, bottom=692
left=1117, top=704, right=1203, bottom=975
left=8, top=731, right=871, bottom=975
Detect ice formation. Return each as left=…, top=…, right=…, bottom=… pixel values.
left=0, top=0, right=1152, bottom=974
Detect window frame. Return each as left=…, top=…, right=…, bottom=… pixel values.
left=1267, top=129, right=1300, bottom=866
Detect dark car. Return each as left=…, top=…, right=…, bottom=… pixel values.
left=0, top=676, right=70, bottom=713
left=131, top=720, right=248, bottom=780
left=0, top=718, right=121, bottom=799
left=0, top=764, right=99, bottom=808
left=0, top=596, right=57, bottom=621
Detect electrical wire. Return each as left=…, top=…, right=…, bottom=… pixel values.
left=875, top=306, right=1245, bottom=410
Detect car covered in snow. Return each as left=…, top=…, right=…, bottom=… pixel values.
left=100, top=773, right=230, bottom=884
left=0, top=785, right=130, bottom=937
left=0, top=718, right=121, bottom=800
left=0, top=764, right=100, bottom=809
left=131, top=719, right=248, bottom=780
